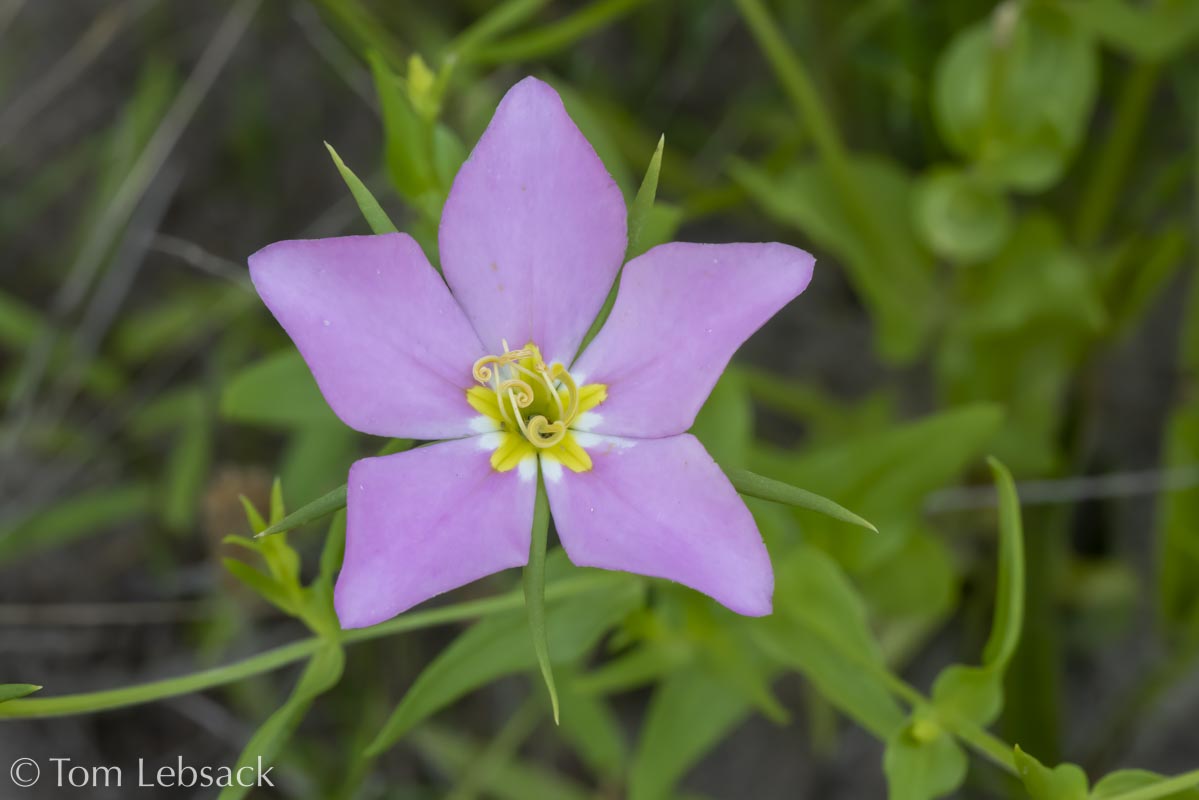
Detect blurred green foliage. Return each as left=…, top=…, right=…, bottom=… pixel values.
left=2, top=0, right=1199, bottom=798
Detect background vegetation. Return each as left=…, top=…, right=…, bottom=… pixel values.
left=1, top=0, right=1198, bottom=798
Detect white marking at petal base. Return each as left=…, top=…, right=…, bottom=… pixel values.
left=574, top=432, right=635, bottom=451
left=540, top=456, right=564, bottom=484
left=476, top=432, right=504, bottom=452
left=518, top=456, right=537, bottom=482
left=573, top=411, right=602, bottom=431
left=469, top=415, right=500, bottom=434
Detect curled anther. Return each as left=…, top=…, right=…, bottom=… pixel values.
left=499, top=379, right=534, bottom=408
left=526, top=416, right=567, bottom=447
left=472, top=355, right=504, bottom=384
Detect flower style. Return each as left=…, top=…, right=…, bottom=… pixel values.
left=248, top=77, right=814, bottom=628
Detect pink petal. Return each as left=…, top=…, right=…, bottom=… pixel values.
left=249, top=234, right=486, bottom=440
left=335, top=436, right=536, bottom=628
left=572, top=242, right=814, bottom=438
left=439, top=76, right=627, bottom=364
left=544, top=433, right=772, bottom=616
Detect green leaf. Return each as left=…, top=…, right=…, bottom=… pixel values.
left=222, top=350, right=341, bottom=429
left=751, top=405, right=1003, bottom=571
left=690, top=369, right=753, bottom=470
left=733, top=156, right=934, bottom=362
left=754, top=547, right=906, bottom=739
left=222, top=559, right=295, bottom=615
left=256, top=484, right=348, bottom=538
left=578, top=134, right=665, bottom=354
left=218, top=644, right=344, bottom=800
left=367, top=564, right=640, bottom=755
left=1013, top=746, right=1089, bottom=800
left=524, top=473, right=559, bottom=723
left=627, top=134, right=664, bottom=259
left=931, top=665, right=1003, bottom=728
left=858, top=530, right=956, bottom=621
left=914, top=167, right=1011, bottom=264
left=325, top=142, right=398, bottom=234
left=984, top=456, right=1026, bottom=668
left=883, top=715, right=969, bottom=800
left=724, top=466, right=877, bottom=533
left=1091, top=769, right=1199, bottom=800
left=0, top=685, right=42, bottom=704
left=628, top=666, right=753, bottom=800
left=933, top=5, right=1098, bottom=192
left=930, top=457, right=1023, bottom=727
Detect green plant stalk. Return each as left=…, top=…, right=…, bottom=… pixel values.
left=0, top=574, right=615, bottom=719
left=1074, top=61, right=1161, bottom=248
left=524, top=471, right=560, bottom=723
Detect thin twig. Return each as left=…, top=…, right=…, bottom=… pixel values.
left=926, top=465, right=1199, bottom=513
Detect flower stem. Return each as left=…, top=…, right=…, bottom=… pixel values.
left=0, top=574, right=613, bottom=719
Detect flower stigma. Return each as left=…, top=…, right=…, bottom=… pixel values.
left=467, top=342, right=606, bottom=475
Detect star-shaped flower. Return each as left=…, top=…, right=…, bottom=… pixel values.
left=249, top=77, right=814, bottom=627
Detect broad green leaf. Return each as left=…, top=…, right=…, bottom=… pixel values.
left=524, top=473, right=559, bottom=722
left=0, top=484, right=151, bottom=562
left=413, top=725, right=590, bottom=800
left=0, top=685, right=42, bottom=704
left=325, top=142, right=398, bottom=234
left=367, top=564, right=640, bottom=755
left=218, top=644, right=344, bottom=800
left=724, top=467, right=877, bottom=533
left=221, top=350, right=338, bottom=429
left=754, top=547, right=905, bottom=739
left=931, top=665, right=1003, bottom=729
left=280, top=424, right=359, bottom=511
left=934, top=4, right=1098, bottom=192
left=628, top=666, right=753, bottom=800
left=1091, top=769, right=1199, bottom=800
left=914, top=167, right=1011, bottom=264
left=733, top=156, right=933, bottom=362
left=858, top=530, right=956, bottom=621
left=256, top=485, right=348, bottom=538
left=1013, top=746, right=1089, bottom=800
left=690, top=369, right=753, bottom=471
left=883, top=716, right=968, bottom=800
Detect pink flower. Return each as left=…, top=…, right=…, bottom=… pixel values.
left=248, top=77, right=814, bottom=628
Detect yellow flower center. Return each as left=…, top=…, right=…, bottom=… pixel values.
left=466, top=341, right=606, bottom=474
